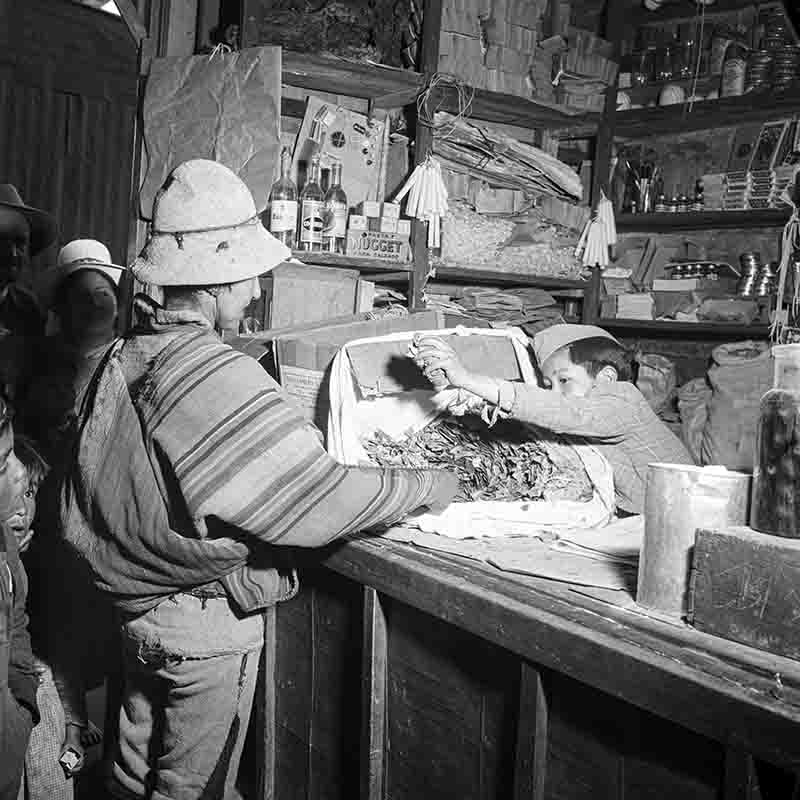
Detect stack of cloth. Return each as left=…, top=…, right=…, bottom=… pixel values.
left=616, top=292, right=654, bottom=320
left=701, top=173, right=725, bottom=210
left=771, top=165, right=795, bottom=207
left=722, top=171, right=751, bottom=210
left=427, top=286, right=564, bottom=329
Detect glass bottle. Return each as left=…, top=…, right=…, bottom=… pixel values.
left=267, top=147, right=298, bottom=249
left=721, top=39, right=748, bottom=97
left=322, top=162, right=348, bottom=254
left=751, top=344, right=800, bottom=538
left=298, top=155, right=324, bottom=252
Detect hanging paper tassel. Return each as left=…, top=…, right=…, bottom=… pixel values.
left=575, top=191, right=616, bottom=268
left=771, top=169, right=800, bottom=343
left=394, top=155, right=449, bottom=249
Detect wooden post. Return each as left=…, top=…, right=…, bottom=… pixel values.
left=361, top=586, right=388, bottom=800
left=409, top=0, right=444, bottom=310
left=255, top=606, right=278, bottom=800
left=513, top=662, right=549, bottom=800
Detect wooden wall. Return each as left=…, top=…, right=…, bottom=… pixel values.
left=0, top=0, right=138, bottom=268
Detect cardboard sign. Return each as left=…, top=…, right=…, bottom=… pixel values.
left=346, top=230, right=410, bottom=262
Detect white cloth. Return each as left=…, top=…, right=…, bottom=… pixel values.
left=327, top=327, right=615, bottom=538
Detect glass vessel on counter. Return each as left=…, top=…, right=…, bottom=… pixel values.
left=322, top=161, right=348, bottom=254
left=298, top=154, right=324, bottom=252
left=720, top=39, right=748, bottom=96
left=267, top=147, right=298, bottom=249
left=751, top=344, right=800, bottom=538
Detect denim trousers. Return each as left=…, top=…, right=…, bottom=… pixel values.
left=108, top=594, right=264, bottom=800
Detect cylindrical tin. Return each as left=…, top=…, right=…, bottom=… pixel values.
left=637, top=463, right=751, bottom=619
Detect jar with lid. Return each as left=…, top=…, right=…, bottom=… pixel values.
left=721, top=39, right=748, bottom=96
left=710, top=24, right=735, bottom=74
left=751, top=344, right=800, bottom=538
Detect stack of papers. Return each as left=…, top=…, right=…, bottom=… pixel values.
left=616, top=293, right=654, bottom=320
left=701, top=173, right=725, bottom=210
left=723, top=170, right=751, bottom=210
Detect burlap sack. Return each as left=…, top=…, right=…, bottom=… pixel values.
left=677, top=377, right=712, bottom=465
left=701, top=341, right=772, bottom=470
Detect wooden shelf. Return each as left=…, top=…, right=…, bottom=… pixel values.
left=280, top=51, right=596, bottom=131
left=599, top=318, right=770, bottom=338
left=616, top=209, right=791, bottom=232
left=291, top=250, right=413, bottom=273
left=613, top=86, right=800, bottom=140
left=431, top=265, right=589, bottom=290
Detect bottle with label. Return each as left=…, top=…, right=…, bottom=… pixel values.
left=720, top=38, right=748, bottom=97
left=268, top=147, right=298, bottom=248
left=298, top=155, right=324, bottom=252
left=322, top=161, right=348, bottom=254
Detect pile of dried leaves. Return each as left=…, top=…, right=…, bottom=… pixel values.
left=363, top=417, right=593, bottom=503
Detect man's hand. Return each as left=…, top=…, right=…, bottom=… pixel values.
left=413, top=336, right=471, bottom=390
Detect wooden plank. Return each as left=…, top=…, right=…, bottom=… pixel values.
left=256, top=606, right=278, bottom=800
left=724, top=746, right=754, bottom=800
left=361, top=587, right=388, bottom=800
left=598, top=319, right=770, bottom=338
left=615, top=88, right=800, bottom=140
left=115, top=0, right=149, bottom=44
left=691, top=527, right=800, bottom=662
left=431, top=266, right=587, bottom=290
left=290, top=250, right=413, bottom=273
left=617, top=209, right=791, bottom=233
left=319, top=538, right=800, bottom=769
left=513, top=662, right=548, bottom=800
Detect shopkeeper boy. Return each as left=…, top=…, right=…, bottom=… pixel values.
left=413, top=323, right=692, bottom=515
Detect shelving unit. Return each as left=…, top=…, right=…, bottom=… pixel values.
left=598, top=319, right=771, bottom=338
left=290, top=250, right=413, bottom=274
left=616, top=209, right=792, bottom=233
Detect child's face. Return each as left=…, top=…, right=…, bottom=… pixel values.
left=6, top=473, right=35, bottom=554
left=541, top=347, right=596, bottom=398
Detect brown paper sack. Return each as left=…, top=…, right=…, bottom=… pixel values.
left=139, top=46, right=282, bottom=219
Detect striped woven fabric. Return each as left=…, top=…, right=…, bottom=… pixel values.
left=61, top=300, right=444, bottom=614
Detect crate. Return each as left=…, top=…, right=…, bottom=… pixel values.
left=257, top=261, right=360, bottom=331
left=274, top=311, right=447, bottom=432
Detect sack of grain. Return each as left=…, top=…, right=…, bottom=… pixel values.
left=677, top=377, right=712, bottom=465
left=701, top=341, right=772, bottom=470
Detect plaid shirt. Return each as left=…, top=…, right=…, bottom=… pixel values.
left=507, top=381, right=692, bottom=514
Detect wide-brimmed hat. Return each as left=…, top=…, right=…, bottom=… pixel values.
left=0, top=184, right=58, bottom=255
left=131, top=159, right=290, bottom=286
left=38, top=239, right=125, bottom=309
left=533, top=323, right=621, bottom=366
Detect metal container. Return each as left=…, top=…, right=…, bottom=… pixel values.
left=637, top=463, right=751, bottom=620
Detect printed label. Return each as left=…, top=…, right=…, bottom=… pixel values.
left=270, top=200, right=297, bottom=233
left=323, top=202, right=347, bottom=238
left=300, top=200, right=323, bottom=243
left=278, top=365, right=324, bottom=420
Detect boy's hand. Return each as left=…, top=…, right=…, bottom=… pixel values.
left=413, top=336, right=470, bottom=389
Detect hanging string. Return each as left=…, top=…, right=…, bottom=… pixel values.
left=416, top=73, right=474, bottom=142
left=687, top=0, right=706, bottom=114
left=770, top=169, right=800, bottom=343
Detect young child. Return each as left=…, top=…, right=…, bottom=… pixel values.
left=12, top=436, right=100, bottom=799
left=413, top=324, right=692, bottom=515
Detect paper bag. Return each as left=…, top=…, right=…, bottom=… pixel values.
left=140, top=46, right=282, bottom=219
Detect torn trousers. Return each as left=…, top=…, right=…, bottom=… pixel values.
left=108, top=593, right=263, bottom=800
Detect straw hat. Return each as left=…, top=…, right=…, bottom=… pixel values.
left=0, top=184, right=58, bottom=255
left=38, top=239, right=125, bottom=309
left=131, top=159, right=290, bottom=286
left=532, top=323, right=621, bottom=366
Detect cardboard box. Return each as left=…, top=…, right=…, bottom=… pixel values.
left=396, top=219, right=412, bottom=237
left=382, top=202, right=401, bottom=219
left=691, top=526, right=800, bottom=661
left=261, top=262, right=358, bottom=330
left=274, top=311, right=446, bottom=431
left=348, top=214, right=368, bottom=231
left=379, top=216, right=398, bottom=233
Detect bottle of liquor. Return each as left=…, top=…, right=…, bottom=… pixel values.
left=268, top=147, right=298, bottom=248
left=298, top=155, right=324, bottom=252
left=322, top=161, right=348, bottom=254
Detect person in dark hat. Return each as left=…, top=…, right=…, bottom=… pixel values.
left=0, top=184, right=57, bottom=337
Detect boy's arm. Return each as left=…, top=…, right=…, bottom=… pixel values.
left=497, top=381, right=629, bottom=440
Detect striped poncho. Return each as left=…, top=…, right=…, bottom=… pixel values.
left=59, top=299, right=446, bottom=614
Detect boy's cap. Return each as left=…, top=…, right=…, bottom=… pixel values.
left=533, top=323, right=621, bottom=365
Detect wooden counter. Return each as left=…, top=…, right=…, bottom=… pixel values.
left=257, top=535, right=800, bottom=799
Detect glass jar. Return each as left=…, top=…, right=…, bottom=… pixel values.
left=751, top=344, right=800, bottom=538
left=631, top=49, right=653, bottom=86
left=710, top=24, right=735, bottom=74
left=721, top=40, right=748, bottom=97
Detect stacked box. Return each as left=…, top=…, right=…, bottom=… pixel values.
left=437, top=0, right=550, bottom=99
left=555, top=27, right=618, bottom=112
